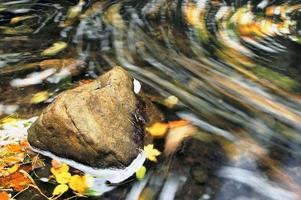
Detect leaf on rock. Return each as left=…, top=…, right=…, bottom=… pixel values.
left=53, top=184, right=69, bottom=196
left=144, top=144, right=161, bottom=162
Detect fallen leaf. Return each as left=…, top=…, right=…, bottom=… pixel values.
left=0, top=192, right=10, bottom=200
left=146, top=123, right=168, bottom=138
left=20, top=139, right=30, bottom=148
left=41, top=41, right=67, bottom=56
left=62, top=0, right=85, bottom=27
left=163, top=95, right=178, bottom=108
left=30, top=91, right=50, bottom=104
left=69, top=175, right=88, bottom=193
left=136, top=166, right=146, bottom=180
left=10, top=16, right=34, bottom=24
left=6, top=164, right=20, bottom=174
left=7, top=144, right=22, bottom=152
left=53, top=184, right=69, bottom=196
left=84, top=175, right=94, bottom=188
left=144, top=144, right=161, bottom=162
left=50, top=163, right=69, bottom=176
left=51, top=159, right=62, bottom=169
left=0, top=116, right=19, bottom=127
left=168, top=120, right=189, bottom=129
left=164, top=124, right=197, bottom=155
left=0, top=172, right=31, bottom=191
left=55, top=172, right=71, bottom=184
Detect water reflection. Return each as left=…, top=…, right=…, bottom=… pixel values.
left=2, top=0, right=301, bottom=199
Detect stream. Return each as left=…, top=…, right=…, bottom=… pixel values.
left=1, top=0, right=301, bottom=199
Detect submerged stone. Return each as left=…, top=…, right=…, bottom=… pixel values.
left=28, top=67, right=158, bottom=172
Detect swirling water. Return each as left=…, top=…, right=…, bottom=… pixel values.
left=2, top=0, right=301, bottom=199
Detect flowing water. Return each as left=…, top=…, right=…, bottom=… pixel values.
left=2, top=0, right=301, bottom=199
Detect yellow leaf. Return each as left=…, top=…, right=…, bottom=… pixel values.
left=41, top=41, right=67, bottom=56
left=144, top=144, right=161, bottom=162
left=10, top=16, right=34, bottom=24
left=163, top=95, right=178, bottom=108
left=52, top=184, right=69, bottom=196
left=55, top=172, right=71, bottom=184
left=0, top=116, right=19, bottom=126
left=7, top=164, right=19, bottom=174
left=135, top=166, right=146, bottom=180
left=51, top=163, right=69, bottom=176
left=30, top=91, right=50, bottom=104
left=146, top=123, right=168, bottom=138
left=84, top=175, right=94, bottom=188
left=69, top=175, right=87, bottom=193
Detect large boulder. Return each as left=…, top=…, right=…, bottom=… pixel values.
left=28, top=67, right=159, bottom=169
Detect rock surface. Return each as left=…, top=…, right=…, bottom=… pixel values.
left=28, top=67, right=159, bottom=168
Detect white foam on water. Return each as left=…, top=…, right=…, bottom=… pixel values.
left=0, top=117, right=38, bottom=145
left=133, top=78, right=141, bottom=94
left=31, top=146, right=146, bottom=183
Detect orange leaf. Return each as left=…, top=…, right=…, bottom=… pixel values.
left=51, top=159, right=62, bottom=169
left=0, top=172, right=31, bottom=191
left=0, top=192, right=10, bottom=200
left=168, top=120, right=189, bottom=129
left=20, top=139, right=30, bottom=149
left=7, top=144, right=22, bottom=152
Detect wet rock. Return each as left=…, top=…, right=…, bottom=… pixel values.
left=28, top=67, right=159, bottom=169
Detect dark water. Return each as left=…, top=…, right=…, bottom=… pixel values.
left=2, top=0, right=301, bottom=199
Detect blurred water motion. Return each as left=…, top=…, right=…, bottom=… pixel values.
left=2, top=0, right=301, bottom=199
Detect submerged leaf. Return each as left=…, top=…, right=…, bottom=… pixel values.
left=30, top=91, right=50, bottom=104
left=41, top=42, right=67, bottom=56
